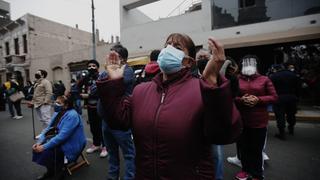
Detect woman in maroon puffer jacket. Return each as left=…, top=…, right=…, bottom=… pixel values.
left=97, top=33, right=241, bottom=180
left=234, top=55, right=278, bottom=180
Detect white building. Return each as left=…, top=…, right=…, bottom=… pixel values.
left=119, top=0, right=320, bottom=72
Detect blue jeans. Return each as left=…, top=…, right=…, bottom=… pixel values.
left=74, top=99, right=82, bottom=115
left=212, top=145, right=224, bottom=180
left=102, top=121, right=135, bottom=180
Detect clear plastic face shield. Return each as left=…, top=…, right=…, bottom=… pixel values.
left=241, top=57, right=257, bottom=76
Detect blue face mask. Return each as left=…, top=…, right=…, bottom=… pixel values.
left=157, top=45, right=185, bottom=74
left=54, top=103, right=63, bottom=112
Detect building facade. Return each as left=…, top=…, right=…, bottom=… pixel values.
left=120, top=0, right=320, bottom=105
left=0, top=13, right=95, bottom=85
left=119, top=0, right=320, bottom=61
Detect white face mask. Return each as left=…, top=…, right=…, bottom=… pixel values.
left=241, top=58, right=257, bottom=76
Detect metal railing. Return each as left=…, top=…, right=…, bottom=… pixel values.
left=166, top=0, right=202, bottom=17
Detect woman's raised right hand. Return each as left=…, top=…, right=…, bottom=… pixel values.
left=105, top=51, right=125, bottom=80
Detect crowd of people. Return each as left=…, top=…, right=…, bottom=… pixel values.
left=0, top=33, right=312, bottom=180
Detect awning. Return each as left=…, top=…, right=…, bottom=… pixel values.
left=127, top=56, right=149, bottom=66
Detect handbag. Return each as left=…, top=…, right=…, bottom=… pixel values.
left=45, top=127, right=59, bottom=140
left=43, top=111, right=66, bottom=142
left=9, top=91, right=25, bottom=102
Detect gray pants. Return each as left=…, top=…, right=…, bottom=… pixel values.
left=35, top=104, right=52, bottom=129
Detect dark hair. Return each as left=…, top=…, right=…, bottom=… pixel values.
left=27, top=80, right=32, bottom=86
left=39, top=69, right=48, bottom=78
left=87, top=59, right=100, bottom=68
left=57, top=95, right=74, bottom=110
left=111, top=44, right=128, bottom=61
left=150, top=49, right=161, bottom=61
left=165, top=33, right=196, bottom=59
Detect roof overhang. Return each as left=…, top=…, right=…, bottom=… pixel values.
left=222, top=26, right=320, bottom=49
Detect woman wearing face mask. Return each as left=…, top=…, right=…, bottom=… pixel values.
left=32, top=96, right=86, bottom=180
left=234, top=55, right=278, bottom=180
left=97, top=33, right=241, bottom=179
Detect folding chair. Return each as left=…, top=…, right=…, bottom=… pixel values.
left=65, top=151, right=90, bottom=175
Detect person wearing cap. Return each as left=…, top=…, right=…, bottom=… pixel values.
left=77, top=59, right=108, bottom=158
left=97, top=44, right=136, bottom=180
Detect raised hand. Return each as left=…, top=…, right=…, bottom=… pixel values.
left=105, top=51, right=125, bottom=80
left=202, top=37, right=226, bottom=85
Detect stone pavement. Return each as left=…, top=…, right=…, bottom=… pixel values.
left=0, top=105, right=319, bottom=180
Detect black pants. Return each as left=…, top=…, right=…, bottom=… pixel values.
left=87, top=107, right=104, bottom=147
left=8, top=99, right=22, bottom=116
left=239, top=127, right=267, bottom=180
left=273, top=102, right=297, bottom=130
left=32, top=147, right=64, bottom=173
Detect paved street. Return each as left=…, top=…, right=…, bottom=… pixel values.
left=0, top=105, right=320, bottom=180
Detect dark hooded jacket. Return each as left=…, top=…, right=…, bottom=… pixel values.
left=97, top=68, right=240, bottom=179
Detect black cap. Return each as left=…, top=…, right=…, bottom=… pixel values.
left=87, top=59, right=100, bottom=68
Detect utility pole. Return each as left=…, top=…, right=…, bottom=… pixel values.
left=91, top=0, right=96, bottom=60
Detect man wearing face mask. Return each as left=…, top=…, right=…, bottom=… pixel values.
left=270, top=63, right=300, bottom=140
left=29, top=70, right=53, bottom=137
left=196, top=49, right=240, bottom=180
left=234, top=55, right=278, bottom=180
left=97, top=44, right=136, bottom=180
left=78, top=60, right=108, bottom=158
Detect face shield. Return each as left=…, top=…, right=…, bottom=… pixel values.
left=241, top=57, right=257, bottom=76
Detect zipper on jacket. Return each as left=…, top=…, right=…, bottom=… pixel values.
left=153, top=92, right=165, bottom=179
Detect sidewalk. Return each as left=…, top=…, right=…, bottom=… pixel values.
left=269, top=105, right=320, bottom=122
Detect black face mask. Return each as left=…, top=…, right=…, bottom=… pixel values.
left=88, top=68, right=98, bottom=76
left=35, top=74, right=41, bottom=79
left=197, top=58, right=209, bottom=74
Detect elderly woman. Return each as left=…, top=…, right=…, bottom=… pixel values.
left=97, top=33, right=240, bottom=179
left=32, top=96, right=86, bottom=180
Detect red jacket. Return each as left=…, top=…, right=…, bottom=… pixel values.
left=97, top=69, right=240, bottom=179
left=236, top=74, right=278, bottom=128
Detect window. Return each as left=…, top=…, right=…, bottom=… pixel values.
left=5, top=42, right=9, bottom=55
left=14, top=38, right=19, bottom=55
left=23, top=34, right=28, bottom=53
left=25, top=69, right=30, bottom=82
left=239, top=0, right=255, bottom=8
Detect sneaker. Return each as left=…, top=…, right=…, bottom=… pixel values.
left=227, top=155, right=242, bottom=168
left=263, top=152, right=270, bottom=161
left=12, top=116, right=18, bottom=119
left=86, top=145, right=100, bottom=154
left=235, top=171, right=249, bottom=180
left=15, top=115, right=23, bottom=119
left=35, top=134, right=41, bottom=140
left=100, top=147, right=108, bottom=158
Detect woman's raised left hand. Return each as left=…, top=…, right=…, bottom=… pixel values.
left=202, top=37, right=226, bottom=86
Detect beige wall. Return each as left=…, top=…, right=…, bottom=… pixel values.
left=30, top=44, right=112, bottom=90
left=26, top=14, right=92, bottom=59
left=0, top=13, right=95, bottom=85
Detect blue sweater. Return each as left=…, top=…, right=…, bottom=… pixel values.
left=38, top=109, right=86, bottom=162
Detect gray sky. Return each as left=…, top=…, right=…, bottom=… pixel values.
left=7, top=0, right=185, bottom=42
